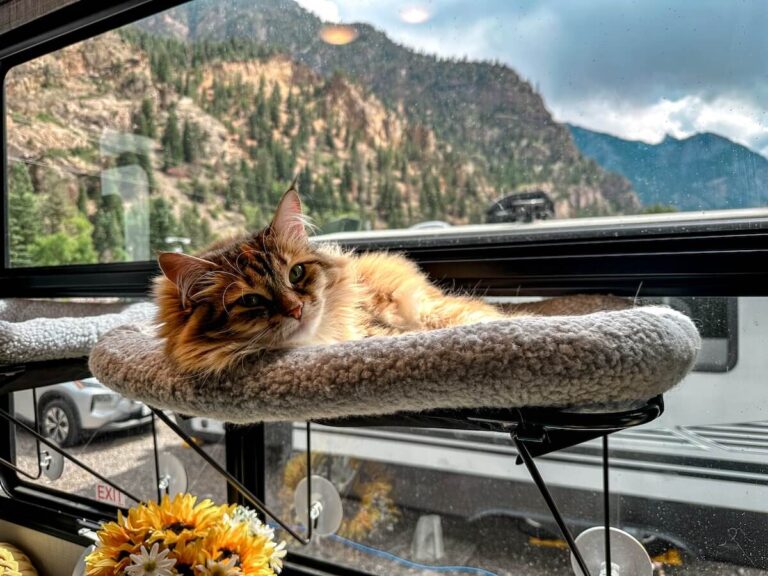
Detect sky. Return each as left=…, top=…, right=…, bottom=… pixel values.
left=296, top=0, right=768, bottom=157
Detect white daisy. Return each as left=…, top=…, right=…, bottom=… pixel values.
left=125, top=543, right=176, bottom=576
left=269, top=540, right=287, bottom=574
left=196, top=556, right=242, bottom=576
left=226, top=506, right=276, bottom=540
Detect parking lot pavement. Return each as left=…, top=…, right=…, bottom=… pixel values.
left=13, top=417, right=228, bottom=506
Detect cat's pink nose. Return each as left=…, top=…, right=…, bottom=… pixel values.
left=287, top=304, right=303, bottom=320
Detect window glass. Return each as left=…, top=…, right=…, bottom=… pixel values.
left=11, top=380, right=227, bottom=507
left=647, top=297, right=737, bottom=372
left=265, top=296, right=768, bottom=575
left=6, top=1, right=768, bottom=266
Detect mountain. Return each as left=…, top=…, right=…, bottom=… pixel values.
left=8, top=30, right=491, bottom=263
left=5, top=0, right=642, bottom=266
left=569, top=125, right=768, bottom=211
left=136, top=0, right=639, bottom=218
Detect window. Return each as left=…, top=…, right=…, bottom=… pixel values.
left=5, top=1, right=768, bottom=268
left=2, top=2, right=768, bottom=576
left=9, top=375, right=228, bottom=509
left=263, top=297, right=767, bottom=575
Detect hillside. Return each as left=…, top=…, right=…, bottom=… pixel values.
left=136, top=0, right=638, bottom=218
left=6, top=1, right=640, bottom=267
left=569, top=125, right=768, bottom=211
left=7, top=31, right=494, bottom=264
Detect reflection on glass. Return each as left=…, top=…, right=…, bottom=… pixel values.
left=398, top=6, right=432, bottom=25
left=319, top=24, right=359, bottom=46
left=263, top=297, right=768, bottom=575
left=12, top=381, right=227, bottom=506
left=5, top=0, right=768, bottom=266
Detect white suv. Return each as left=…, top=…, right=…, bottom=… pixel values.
left=13, top=377, right=151, bottom=446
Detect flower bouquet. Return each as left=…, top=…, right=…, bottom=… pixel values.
left=86, top=494, right=286, bottom=576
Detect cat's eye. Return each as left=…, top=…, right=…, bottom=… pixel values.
left=289, top=264, right=306, bottom=284
left=239, top=294, right=269, bottom=309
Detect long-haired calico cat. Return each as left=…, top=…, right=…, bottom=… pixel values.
left=155, top=187, right=510, bottom=374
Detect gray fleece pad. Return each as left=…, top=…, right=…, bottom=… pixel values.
left=0, top=299, right=156, bottom=364
left=88, top=306, right=700, bottom=423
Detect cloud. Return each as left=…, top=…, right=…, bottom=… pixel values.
left=559, top=95, right=768, bottom=157
left=294, top=0, right=340, bottom=23
left=329, top=0, right=768, bottom=155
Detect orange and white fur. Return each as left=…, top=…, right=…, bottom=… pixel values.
left=155, top=187, right=509, bottom=374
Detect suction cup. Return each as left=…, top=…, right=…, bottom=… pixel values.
left=571, top=527, right=653, bottom=576
left=72, top=545, right=95, bottom=576
left=157, top=453, right=188, bottom=498
left=294, top=475, right=343, bottom=536
left=40, top=446, right=64, bottom=480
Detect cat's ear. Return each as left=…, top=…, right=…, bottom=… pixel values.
left=158, top=252, right=217, bottom=287
left=270, top=186, right=307, bottom=241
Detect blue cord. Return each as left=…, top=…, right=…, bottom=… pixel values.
left=269, top=522, right=499, bottom=575
left=327, top=533, right=499, bottom=576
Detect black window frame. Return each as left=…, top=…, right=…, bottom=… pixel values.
left=1, top=0, right=768, bottom=299
left=1, top=1, right=767, bottom=574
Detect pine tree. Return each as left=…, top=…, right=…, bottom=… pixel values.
left=116, top=151, right=139, bottom=168
left=8, top=163, right=40, bottom=266
left=340, top=161, right=353, bottom=211
left=242, top=161, right=257, bottom=203
left=283, top=111, right=296, bottom=138
left=133, top=98, right=156, bottom=138
left=135, top=146, right=156, bottom=192
left=256, top=75, right=267, bottom=105
left=162, top=108, right=183, bottom=171
left=150, top=197, right=178, bottom=252
left=179, top=205, right=212, bottom=250
left=255, top=76, right=269, bottom=127
left=76, top=184, right=88, bottom=214
left=314, top=174, right=336, bottom=215
left=153, top=50, right=171, bottom=84
left=225, top=165, right=245, bottom=210
left=298, top=165, right=313, bottom=206
left=254, top=149, right=274, bottom=205
left=324, top=124, right=335, bottom=150
left=182, top=119, right=200, bottom=164
left=297, top=104, right=311, bottom=147
left=92, top=194, right=126, bottom=262
left=286, top=90, right=296, bottom=114
left=269, top=83, right=282, bottom=129
left=190, top=178, right=209, bottom=203
left=272, top=142, right=293, bottom=181
left=39, top=187, right=72, bottom=235
left=378, top=178, right=403, bottom=228
left=421, top=172, right=441, bottom=220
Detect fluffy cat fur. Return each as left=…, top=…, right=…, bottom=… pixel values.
left=155, top=186, right=511, bottom=374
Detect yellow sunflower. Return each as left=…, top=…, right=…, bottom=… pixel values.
left=171, top=535, right=210, bottom=575
left=203, top=523, right=277, bottom=575
left=141, top=494, right=226, bottom=546
left=85, top=510, right=150, bottom=576
left=88, top=495, right=284, bottom=576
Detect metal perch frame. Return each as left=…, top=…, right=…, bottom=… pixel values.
left=320, top=396, right=664, bottom=576
left=0, top=360, right=662, bottom=571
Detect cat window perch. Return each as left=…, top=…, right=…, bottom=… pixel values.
left=0, top=297, right=700, bottom=576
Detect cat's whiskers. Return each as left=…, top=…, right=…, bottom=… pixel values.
left=210, top=324, right=239, bottom=337
left=207, top=269, right=238, bottom=280
left=230, top=327, right=272, bottom=371
left=219, top=255, right=239, bottom=275
left=235, top=249, right=265, bottom=273
left=220, top=281, right=241, bottom=317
